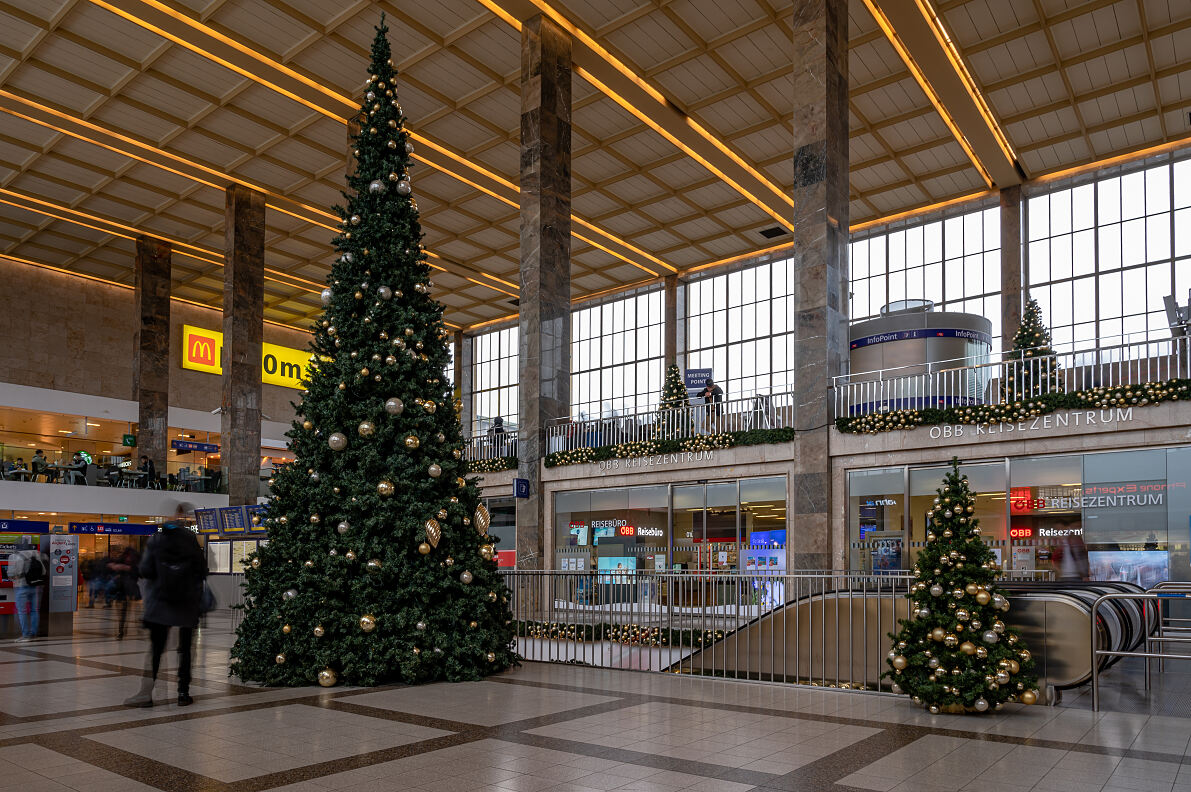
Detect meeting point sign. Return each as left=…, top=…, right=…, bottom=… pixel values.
left=181, top=325, right=307, bottom=390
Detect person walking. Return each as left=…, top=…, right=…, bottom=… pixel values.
left=124, top=519, right=207, bottom=707
left=106, top=545, right=140, bottom=639
left=7, top=537, right=47, bottom=642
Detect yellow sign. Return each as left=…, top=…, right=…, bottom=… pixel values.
left=181, top=325, right=308, bottom=390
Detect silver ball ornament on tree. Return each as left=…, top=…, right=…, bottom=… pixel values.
left=366, top=558, right=382, bottom=574
left=337, top=521, right=350, bottom=535
left=283, top=588, right=297, bottom=601
left=396, top=180, right=412, bottom=196
left=328, top=432, right=348, bottom=451
left=385, top=397, right=404, bottom=415
left=368, top=179, right=386, bottom=194
left=378, top=285, right=392, bottom=300
left=350, top=214, right=361, bottom=225
left=459, top=570, right=473, bottom=584
left=416, top=621, right=426, bottom=631
left=982, top=630, right=999, bottom=644
left=428, top=463, right=442, bottom=478
left=320, top=288, right=332, bottom=306
left=929, top=584, right=943, bottom=597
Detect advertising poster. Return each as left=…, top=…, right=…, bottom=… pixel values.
left=867, top=531, right=903, bottom=574
left=48, top=535, right=78, bottom=612
left=597, top=556, right=636, bottom=583
left=1011, top=546, right=1035, bottom=570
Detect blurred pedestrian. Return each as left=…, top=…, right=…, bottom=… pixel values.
left=105, top=545, right=140, bottom=639
left=124, top=517, right=207, bottom=708
left=7, top=537, right=47, bottom=642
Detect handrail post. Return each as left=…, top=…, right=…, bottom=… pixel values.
left=1091, top=595, right=1101, bottom=712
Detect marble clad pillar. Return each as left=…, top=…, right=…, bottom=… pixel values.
left=789, top=0, right=848, bottom=570
left=133, top=236, right=171, bottom=481
left=460, top=333, right=474, bottom=438
left=664, top=274, right=679, bottom=368
left=221, top=185, right=266, bottom=506
left=1000, top=185, right=1023, bottom=351
left=517, top=14, right=571, bottom=570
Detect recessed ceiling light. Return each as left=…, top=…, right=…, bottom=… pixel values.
left=86, top=422, right=100, bottom=427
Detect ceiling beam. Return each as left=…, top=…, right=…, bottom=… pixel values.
left=472, top=0, right=796, bottom=233
left=862, top=0, right=1021, bottom=189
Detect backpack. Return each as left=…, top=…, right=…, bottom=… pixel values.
left=23, top=553, right=45, bottom=587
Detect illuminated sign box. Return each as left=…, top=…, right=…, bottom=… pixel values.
left=182, top=324, right=309, bottom=390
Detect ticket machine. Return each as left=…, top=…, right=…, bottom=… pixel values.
left=0, top=525, right=78, bottom=639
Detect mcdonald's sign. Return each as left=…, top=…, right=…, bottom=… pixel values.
left=181, top=325, right=309, bottom=390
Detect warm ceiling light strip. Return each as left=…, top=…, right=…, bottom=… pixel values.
left=464, top=277, right=519, bottom=299
left=0, top=89, right=338, bottom=223
left=0, top=188, right=322, bottom=293
left=913, top=0, right=1018, bottom=168
left=573, top=64, right=795, bottom=233
left=572, top=216, right=674, bottom=273
left=682, top=242, right=795, bottom=275
left=511, top=0, right=794, bottom=214
left=849, top=189, right=994, bottom=233
left=860, top=0, right=994, bottom=189
left=1034, top=133, right=1191, bottom=185
left=573, top=230, right=657, bottom=276
left=86, top=0, right=667, bottom=274
left=0, top=252, right=308, bottom=333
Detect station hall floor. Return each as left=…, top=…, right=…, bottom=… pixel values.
left=1, top=609, right=1191, bottom=792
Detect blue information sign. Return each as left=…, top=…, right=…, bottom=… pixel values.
left=514, top=478, right=529, bottom=498
left=684, top=368, right=712, bottom=390
left=0, top=520, right=50, bottom=534
left=218, top=506, right=247, bottom=534
left=194, top=509, right=220, bottom=534
left=69, top=522, right=158, bottom=536
left=244, top=504, right=268, bottom=533
left=171, top=439, right=219, bottom=453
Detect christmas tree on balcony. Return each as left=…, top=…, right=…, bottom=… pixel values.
left=230, top=20, right=514, bottom=687
left=1003, top=297, right=1060, bottom=401
left=885, top=459, right=1039, bottom=714
left=657, top=364, right=690, bottom=436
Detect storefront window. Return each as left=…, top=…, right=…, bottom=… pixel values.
left=671, top=484, right=703, bottom=570
left=1083, top=449, right=1169, bottom=587
left=1009, top=455, right=1082, bottom=578
left=484, top=496, right=516, bottom=567
left=909, top=461, right=1006, bottom=567
left=847, top=467, right=905, bottom=571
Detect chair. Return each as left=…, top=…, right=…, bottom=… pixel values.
left=207, top=469, right=222, bottom=494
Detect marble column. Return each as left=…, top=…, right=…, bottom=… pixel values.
left=221, top=185, right=265, bottom=505
left=789, top=0, right=848, bottom=570
left=133, top=236, right=171, bottom=481
left=517, top=14, right=571, bottom=570
left=1000, top=185, right=1023, bottom=351
left=664, top=274, right=679, bottom=368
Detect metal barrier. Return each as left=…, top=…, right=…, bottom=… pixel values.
left=499, top=569, right=913, bottom=689
left=464, top=434, right=518, bottom=462
left=1090, top=589, right=1191, bottom=712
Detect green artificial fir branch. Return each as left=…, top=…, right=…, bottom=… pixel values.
left=1003, top=297, right=1060, bottom=401
left=230, top=21, right=515, bottom=687
left=884, top=458, right=1039, bottom=713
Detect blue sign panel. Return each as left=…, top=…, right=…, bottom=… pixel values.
left=171, top=439, right=220, bottom=453
left=849, top=328, right=992, bottom=349
left=684, top=368, right=713, bottom=390
left=514, top=478, right=530, bottom=499
left=244, top=504, right=268, bottom=533
left=0, top=520, right=49, bottom=534
left=218, top=506, right=247, bottom=534
left=194, top=509, right=220, bottom=534
left=69, top=522, right=158, bottom=535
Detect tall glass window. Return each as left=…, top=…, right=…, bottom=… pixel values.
left=1026, top=153, right=1189, bottom=350
left=470, top=326, right=518, bottom=435
left=570, top=290, right=663, bottom=419
left=849, top=205, right=1003, bottom=347
left=684, top=259, right=796, bottom=400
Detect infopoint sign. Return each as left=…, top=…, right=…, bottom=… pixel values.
left=181, top=325, right=307, bottom=390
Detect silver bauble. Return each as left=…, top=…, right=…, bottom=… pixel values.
left=327, top=432, right=348, bottom=451
left=396, top=180, right=412, bottom=196
left=283, top=588, right=297, bottom=601
left=350, top=214, right=361, bottom=225
left=890, top=682, right=902, bottom=695
left=320, top=288, right=332, bottom=306
left=982, top=630, right=999, bottom=644
left=378, top=285, right=392, bottom=300
left=416, top=621, right=426, bottom=631
left=337, top=521, right=350, bottom=535
left=929, top=584, right=944, bottom=597
left=385, top=397, right=404, bottom=415
left=405, top=141, right=414, bottom=154
left=428, top=463, right=442, bottom=478
left=368, top=179, right=386, bottom=194
left=459, top=570, right=473, bottom=584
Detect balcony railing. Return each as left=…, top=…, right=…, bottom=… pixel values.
left=544, top=391, right=796, bottom=454
left=833, top=332, right=1191, bottom=418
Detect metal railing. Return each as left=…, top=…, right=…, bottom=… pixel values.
left=543, top=391, right=796, bottom=454
left=834, top=333, right=1191, bottom=418
left=464, top=434, right=518, bottom=462
left=500, top=569, right=913, bottom=689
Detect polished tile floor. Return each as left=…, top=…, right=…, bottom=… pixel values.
left=1, top=607, right=1189, bottom=792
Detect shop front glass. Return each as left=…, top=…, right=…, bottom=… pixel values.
left=554, top=477, right=785, bottom=573
left=846, top=467, right=905, bottom=571
left=845, top=446, right=1191, bottom=585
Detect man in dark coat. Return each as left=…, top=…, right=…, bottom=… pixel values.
left=123, top=518, right=207, bottom=708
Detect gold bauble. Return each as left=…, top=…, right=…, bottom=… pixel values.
left=251, top=558, right=261, bottom=569
left=418, top=542, right=431, bottom=555
left=891, top=654, right=908, bottom=670
left=345, top=551, right=357, bottom=562
left=282, top=624, right=292, bottom=634
left=1007, top=659, right=1020, bottom=674
left=359, top=614, right=377, bottom=633
left=377, top=480, right=395, bottom=496
left=405, top=435, right=420, bottom=449
left=959, top=641, right=976, bottom=655
left=424, top=518, right=441, bottom=548
left=1020, top=689, right=1038, bottom=705
left=930, top=627, right=946, bottom=642
left=480, top=545, right=494, bottom=561
left=275, top=653, right=286, bottom=664
left=486, top=652, right=496, bottom=663
left=469, top=621, right=478, bottom=629
left=965, top=583, right=979, bottom=596
left=474, top=503, right=491, bottom=534
left=317, top=667, right=338, bottom=687
left=302, top=420, right=313, bottom=430
left=976, top=591, right=991, bottom=605
left=313, top=625, right=325, bottom=637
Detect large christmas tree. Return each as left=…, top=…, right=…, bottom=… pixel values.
left=1003, top=297, right=1059, bottom=401
left=885, top=460, right=1039, bottom=713
left=230, top=21, right=515, bottom=687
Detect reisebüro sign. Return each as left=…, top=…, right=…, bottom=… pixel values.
left=927, top=407, right=1134, bottom=440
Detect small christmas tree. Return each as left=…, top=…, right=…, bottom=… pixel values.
left=885, top=459, right=1038, bottom=714
left=657, top=364, right=690, bottom=436
left=1003, top=297, right=1059, bottom=400
left=230, top=20, right=515, bottom=688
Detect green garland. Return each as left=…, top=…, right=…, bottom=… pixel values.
left=466, top=456, right=518, bottom=473
left=544, top=427, right=796, bottom=468
left=835, top=379, right=1191, bottom=435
